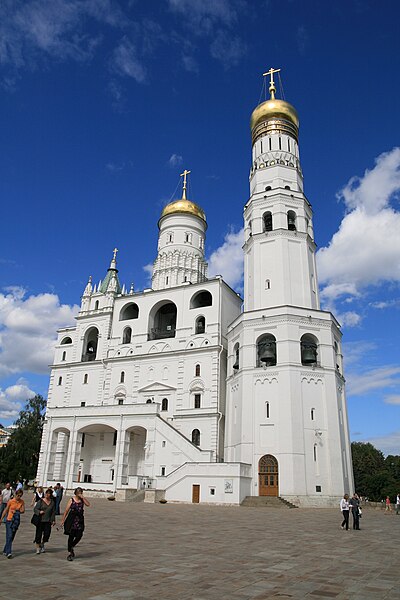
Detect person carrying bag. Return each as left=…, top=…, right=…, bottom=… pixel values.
left=33, top=488, right=56, bottom=554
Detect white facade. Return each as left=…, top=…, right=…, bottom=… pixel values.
left=37, top=79, right=353, bottom=506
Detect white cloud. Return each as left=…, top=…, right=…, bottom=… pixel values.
left=370, top=298, right=400, bottom=309
left=168, top=154, right=183, bottom=168
left=317, top=148, right=400, bottom=306
left=208, top=228, right=244, bottom=291
left=143, top=263, right=153, bottom=287
left=0, top=378, right=36, bottom=421
left=210, top=31, right=246, bottom=69
left=347, top=365, right=400, bottom=396
left=168, top=0, right=236, bottom=33
left=365, top=431, right=400, bottom=456
left=0, top=287, right=79, bottom=377
left=111, top=36, right=146, bottom=83
left=336, top=311, right=362, bottom=327
left=384, top=395, right=400, bottom=405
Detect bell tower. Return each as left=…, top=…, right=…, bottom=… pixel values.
left=225, top=69, right=354, bottom=507
left=244, top=68, right=319, bottom=312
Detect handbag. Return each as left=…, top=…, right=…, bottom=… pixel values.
left=31, top=513, right=41, bottom=527
left=63, top=509, right=75, bottom=535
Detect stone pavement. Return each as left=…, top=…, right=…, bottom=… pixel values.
left=1, top=499, right=399, bottom=600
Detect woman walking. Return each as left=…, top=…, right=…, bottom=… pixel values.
left=340, top=493, right=350, bottom=530
left=33, top=488, right=56, bottom=554
left=30, top=486, right=44, bottom=507
left=60, top=487, right=90, bottom=561
left=0, top=488, right=25, bottom=558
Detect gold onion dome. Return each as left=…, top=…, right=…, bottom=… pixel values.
left=250, top=67, right=299, bottom=143
left=159, top=169, right=206, bottom=224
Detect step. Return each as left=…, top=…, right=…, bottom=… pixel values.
left=241, top=496, right=297, bottom=508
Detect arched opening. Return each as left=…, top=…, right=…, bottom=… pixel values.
left=190, top=290, right=212, bottom=309
left=47, top=427, right=71, bottom=482
left=124, top=426, right=148, bottom=488
left=257, top=334, right=277, bottom=367
left=191, top=429, right=200, bottom=447
left=94, top=300, right=99, bottom=310
left=61, top=337, right=72, bottom=345
left=120, top=303, right=139, bottom=321
left=81, top=327, right=99, bottom=362
left=233, top=343, right=239, bottom=371
left=195, top=316, right=205, bottom=335
left=148, top=301, right=177, bottom=340
left=62, top=351, right=66, bottom=361
left=76, top=424, right=118, bottom=486
left=120, top=371, right=125, bottom=384
left=300, top=334, right=319, bottom=366
left=195, top=364, right=201, bottom=377
left=58, top=376, right=62, bottom=386
left=161, top=398, right=168, bottom=411
left=122, top=327, right=132, bottom=344
left=258, top=454, right=278, bottom=496
left=263, top=211, right=273, bottom=232
left=287, top=210, right=297, bottom=231
left=83, top=374, right=88, bottom=384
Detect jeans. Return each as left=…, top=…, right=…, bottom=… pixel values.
left=0, top=503, right=6, bottom=522
left=3, top=521, right=14, bottom=555
left=55, top=497, right=62, bottom=516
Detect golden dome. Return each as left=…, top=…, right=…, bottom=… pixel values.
left=160, top=199, right=206, bottom=223
left=250, top=98, right=299, bottom=132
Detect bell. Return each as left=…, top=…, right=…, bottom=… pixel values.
left=259, top=342, right=276, bottom=366
left=302, top=343, right=317, bottom=365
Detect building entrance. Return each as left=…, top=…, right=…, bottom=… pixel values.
left=258, top=455, right=279, bottom=496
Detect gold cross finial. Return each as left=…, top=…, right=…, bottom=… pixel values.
left=180, top=169, right=191, bottom=200
left=262, top=67, right=281, bottom=100
left=113, top=247, right=118, bottom=261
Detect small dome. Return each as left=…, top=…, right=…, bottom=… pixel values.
left=250, top=98, right=299, bottom=132
left=160, top=199, right=206, bottom=223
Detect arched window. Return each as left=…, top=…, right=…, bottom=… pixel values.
left=61, top=337, right=72, bottom=345
left=257, top=334, right=277, bottom=367
left=148, top=302, right=177, bottom=340
left=195, top=364, right=201, bottom=377
left=62, top=351, right=66, bottom=361
left=311, top=408, right=315, bottom=421
left=83, top=374, right=88, bottom=384
left=122, top=327, right=132, bottom=344
left=81, top=327, right=98, bottom=362
left=233, top=343, right=239, bottom=371
left=146, top=399, right=152, bottom=404
left=119, top=303, right=139, bottom=321
left=58, top=376, right=62, bottom=386
left=300, top=334, right=319, bottom=366
left=120, top=371, right=125, bottom=384
left=195, top=316, right=205, bottom=335
left=266, top=401, right=270, bottom=419
left=263, top=211, right=273, bottom=232
left=95, top=300, right=99, bottom=310
left=194, top=394, right=201, bottom=408
left=265, top=186, right=272, bottom=191
left=285, top=185, right=291, bottom=190
left=161, top=398, right=168, bottom=411
left=192, top=429, right=200, bottom=447
left=190, top=290, right=212, bottom=309
left=287, top=210, right=297, bottom=231
left=313, top=444, right=317, bottom=462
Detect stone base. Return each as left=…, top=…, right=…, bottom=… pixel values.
left=282, top=495, right=341, bottom=508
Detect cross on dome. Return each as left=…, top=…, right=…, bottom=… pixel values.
left=180, top=169, right=191, bottom=200
left=262, top=67, right=281, bottom=99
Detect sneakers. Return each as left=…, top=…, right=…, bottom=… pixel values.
left=7, top=554, right=13, bottom=559
left=36, top=548, right=41, bottom=555
left=67, top=554, right=73, bottom=561
left=40, top=545, right=45, bottom=553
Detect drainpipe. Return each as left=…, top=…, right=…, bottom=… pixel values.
left=215, top=278, right=224, bottom=463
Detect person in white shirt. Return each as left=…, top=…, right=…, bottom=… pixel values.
left=0, top=483, right=14, bottom=521
left=396, top=493, right=400, bottom=515
left=340, top=494, right=350, bottom=530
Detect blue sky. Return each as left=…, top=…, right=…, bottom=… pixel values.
left=0, top=0, right=399, bottom=454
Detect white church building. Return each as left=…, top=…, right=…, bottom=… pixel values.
left=37, top=71, right=354, bottom=506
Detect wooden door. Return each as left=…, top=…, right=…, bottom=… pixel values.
left=192, top=484, right=200, bottom=503
left=258, top=455, right=279, bottom=496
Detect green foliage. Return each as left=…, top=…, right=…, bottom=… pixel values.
left=0, top=395, right=46, bottom=484
left=351, top=442, right=400, bottom=501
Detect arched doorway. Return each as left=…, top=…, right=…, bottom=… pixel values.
left=258, top=454, right=279, bottom=496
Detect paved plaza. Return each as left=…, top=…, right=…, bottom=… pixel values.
left=1, top=499, right=399, bottom=599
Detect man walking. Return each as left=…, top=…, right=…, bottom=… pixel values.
left=0, top=483, right=14, bottom=522
left=54, top=483, right=64, bottom=516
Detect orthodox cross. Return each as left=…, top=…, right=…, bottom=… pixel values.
left=180, top=169, right=191, bottom=200
left=113, top=247, right=118, bottom=261
left=262, top=67, right=281, bottom=99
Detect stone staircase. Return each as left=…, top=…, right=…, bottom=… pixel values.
left=241, top=496, right=298, bottom=508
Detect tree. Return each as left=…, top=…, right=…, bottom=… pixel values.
left=0, top=395, right=46, bottom=483
left=351, top=442, right=400, bottom=501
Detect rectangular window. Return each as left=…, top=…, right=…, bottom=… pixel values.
left=161, top=466, right=166, bottom=476
left=113, top=431, right=117, bottom=446
left=162, top=440, right=166, bottom=448
left=316, top=485, right=321, bottom=492
left=210, top=487, right=216, bottom=496
left=80, top=401, right=86, bottom=407
left=194, top=394, right=201, bottom=408
left=81, top=433, right=85, bottom=448
left=118, top=398, right=124, bottom=405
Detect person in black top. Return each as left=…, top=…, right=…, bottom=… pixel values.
left=349, top=493, right=360, bottom=530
